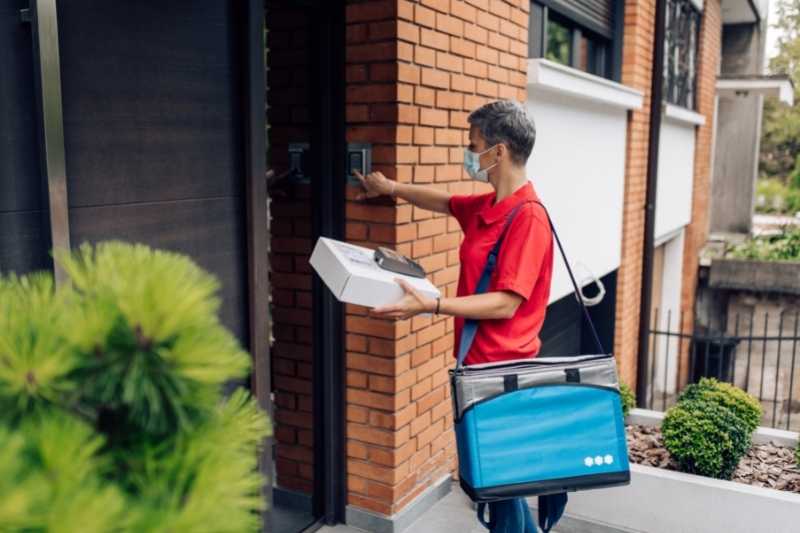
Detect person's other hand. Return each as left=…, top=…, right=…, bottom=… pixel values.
left=352, top=170, right=394, bottom=201
left=371, top=279, right=436, bottom=320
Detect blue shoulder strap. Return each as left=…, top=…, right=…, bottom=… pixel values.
left=456, top=200, right=605, bottom=368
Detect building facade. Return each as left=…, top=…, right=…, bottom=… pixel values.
left=0, top=0, right=746, bottom=531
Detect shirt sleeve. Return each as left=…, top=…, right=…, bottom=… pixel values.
left=449, top=194, right=483, bottom=230
left=493, top=203, right=552, bottom=300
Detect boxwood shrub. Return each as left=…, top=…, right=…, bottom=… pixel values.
left=619, top=382, right=636, bottom=418
left=678, top=378, right=762, bottom=433
left=662, top=398, right=751, bottom=479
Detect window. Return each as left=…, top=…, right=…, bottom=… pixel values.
left=529, top=1, right=617, bottom=80
left=664, top=0, right=701, bottom=109
left=545, top=17, right=571, bottom=65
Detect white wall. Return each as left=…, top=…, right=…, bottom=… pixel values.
left=525, top=90, right=628, bottom=303
left=652, top=230, right=685, bottom=398
left=655, top=116, right=697, bottom=239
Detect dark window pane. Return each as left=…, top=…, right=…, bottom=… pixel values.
left=546, top=18, right=572, bottom=66
left=664, top=0, right=700, bottom=109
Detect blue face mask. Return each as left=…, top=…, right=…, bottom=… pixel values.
left=463, top=145, right=498, bottom=183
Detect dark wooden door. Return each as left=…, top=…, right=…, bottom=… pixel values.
left=56, top=1, right=249, bottom=339
left=0, top=0, right=50, bottom=275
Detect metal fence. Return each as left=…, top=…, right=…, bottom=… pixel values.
left=644, top=306, right=800, bottom=431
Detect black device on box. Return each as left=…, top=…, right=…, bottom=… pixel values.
left=374, top=247, right=426, bottom=279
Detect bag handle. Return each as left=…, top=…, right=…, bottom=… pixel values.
left=456, top=200, right=605, bottom=368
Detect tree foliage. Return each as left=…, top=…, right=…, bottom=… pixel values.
left=760, top=0, right=800, bottom=181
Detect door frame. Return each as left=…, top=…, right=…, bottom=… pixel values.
left=258, top=0, right=347, bottom=529
left=309, top=0, right=347, bottom=526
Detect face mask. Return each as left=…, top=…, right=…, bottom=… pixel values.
left=463, top=145, right=498, bottom=183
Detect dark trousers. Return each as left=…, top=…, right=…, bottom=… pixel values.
left=477, top=498, right=538, bottom=533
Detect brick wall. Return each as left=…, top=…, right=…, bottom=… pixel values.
left=267, top=4, right=316, bottom=496
left=614, top=0, right=722, bottom=392
left=614, top=0, right=657, bottom=389
left=678, top=0, right=721, bottom=386
left=343, top=0, right=529, bottom=516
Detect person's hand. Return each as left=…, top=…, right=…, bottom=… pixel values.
left=371, top=279, right=436, bottom=320
left=352, top=170, right=395, bottom=200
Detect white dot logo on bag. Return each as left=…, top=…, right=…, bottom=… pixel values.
left=584, top=454, right=614, bottom=467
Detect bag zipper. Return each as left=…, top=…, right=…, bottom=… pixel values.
left=453, top=355, right=613, bottom=379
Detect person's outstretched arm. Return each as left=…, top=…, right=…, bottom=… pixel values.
left=352, top=170, right=452, bottom=215
left=371, top=279, right=523, bottom=320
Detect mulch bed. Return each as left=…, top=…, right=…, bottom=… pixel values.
left=626, top=424, right=800, bottom=494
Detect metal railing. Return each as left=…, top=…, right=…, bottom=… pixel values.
left=644, top=307, right=800, bottom=431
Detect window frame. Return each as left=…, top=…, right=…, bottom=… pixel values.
left=529, top=0, right=622, bottom=82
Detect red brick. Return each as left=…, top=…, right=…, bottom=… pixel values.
left=346, top=316, right=404, bottom=340
left=415, top=85, right=435, bottom=106
left=436, top=51, right=463, bottom=73
left=416, top=417, right=444, bottom=448
left=347, top=370, right=368, bottom=389
left=463, top=23, right=488, bottom=44
left=476, top=78, right=499, bottom=97
left=413, top=126, right=434, bottom=145
left=398, top=63, right=420, bottom=84
left=435, top=164, right=463, bottom=182
left=347, top=42, right=397, bottom=63
left=450, top=37, right=477, bottom=58
left=348, top=405, right=370, bottom=424
left=414, top=4, right=437, bottom=28
left=436, top=13, right=463, bottom=37
left=369, top=20, right=396, bottom=41
left=450, top=73, right=477, bottom=93
left=451, top=1, right=478, bottom=21
left=434, top=128, right=462, bottom=146
left=397, top=20, right=420, bottom=43
left=417, top=217, right=448, bottom=238
left=347, top=23, right=368, bottom=44
left=346, top=1, right=396, bottom=23
left=398, top=41, right=414, bottom=62
left=415, top=45, right=436, bottom=67
left=346, top=104, right=370, bottom=122
left=421, top=0, right=449, bottom=12
left=420, top=146, right=449, bottom=164
left=419, top=108, right=449, bottom=127
left=464, top=59, right=489, bottom=78
left=348, top=473, right=369, bottom=493
left=420, top=28, right=449, bottom=52
left=347, top=84, right=396, bottom=103
left=475, top=44, right=499, bottom=64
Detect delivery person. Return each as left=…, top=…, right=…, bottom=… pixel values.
left=353, top=100, right=553, bottom=532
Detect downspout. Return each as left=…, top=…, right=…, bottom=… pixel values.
left=636, top=0, right=668, bottom=405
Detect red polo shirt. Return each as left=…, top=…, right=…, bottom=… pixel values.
left=449, top=181, right=553, bottom=365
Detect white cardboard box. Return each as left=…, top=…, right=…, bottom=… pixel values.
left=309, top=237, right=441, bottom=308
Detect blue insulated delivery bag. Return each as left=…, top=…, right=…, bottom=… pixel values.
left=450, top=201, right=630, bottom=504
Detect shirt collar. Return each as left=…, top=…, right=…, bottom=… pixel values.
left=478, top=181, right=538, bottom=225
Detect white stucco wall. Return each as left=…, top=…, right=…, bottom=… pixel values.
left=655, top=112, right=699, bottom=240
left=652, top=229, right=685, bottom=398
left=525, top=87, right=631, bottom=303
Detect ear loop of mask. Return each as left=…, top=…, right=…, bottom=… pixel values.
left=477, top=145, right=499, bottom=174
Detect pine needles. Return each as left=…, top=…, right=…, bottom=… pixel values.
left=0, top=242, right=270, bottom=532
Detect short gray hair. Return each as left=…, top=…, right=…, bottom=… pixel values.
left=467, top=100, right=536, bottom=165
